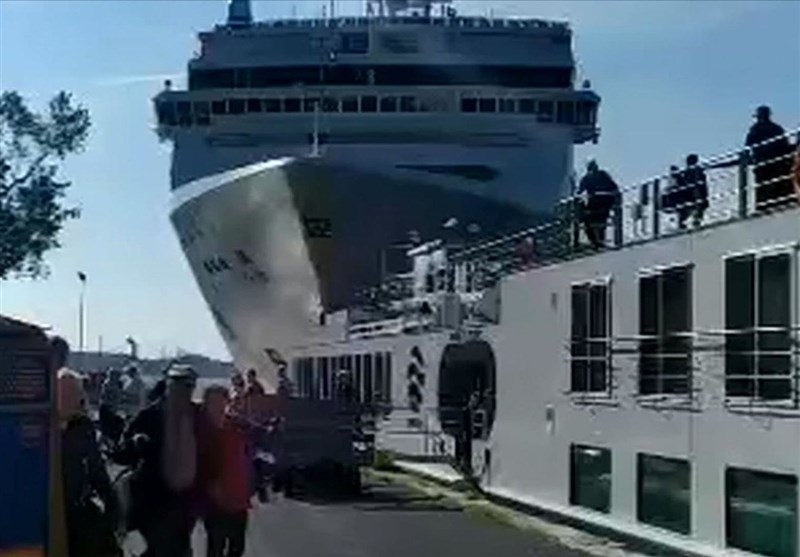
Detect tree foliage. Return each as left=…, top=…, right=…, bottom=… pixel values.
left=0, top=90, right=90, bottom=279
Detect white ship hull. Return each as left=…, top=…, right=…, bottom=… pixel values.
left=169, top=141, right=568, bottom=386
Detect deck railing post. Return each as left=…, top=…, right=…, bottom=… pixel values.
left=652, top=178, right=661, bottom=239
left=738, top=150, right=749, bottom=218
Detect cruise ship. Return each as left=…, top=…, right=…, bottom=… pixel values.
left=154, top=0, right=600, bottom=384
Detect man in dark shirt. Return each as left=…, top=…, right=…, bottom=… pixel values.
left=746, top=105, right=793, bottom=209
left=577, top=160, right=621, bottom=249
left=681, top=154, right=708, bottom=228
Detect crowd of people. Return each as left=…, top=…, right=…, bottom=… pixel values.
left=575, top=105, right=798, bottom=249
left=53, top=335, right=286, bottom=557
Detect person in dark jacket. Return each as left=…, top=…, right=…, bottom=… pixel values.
left=746, top=105, right=793, bottom=209
left=54, top=337, right=121, bottom=557
left=681, top=154, right=708, bottom=228
left=114, top=364, right=201, bottom=557
left=577, top=160, right=621, bottom=249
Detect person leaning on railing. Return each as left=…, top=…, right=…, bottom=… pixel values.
left=745, top=105, right=794, bottom=209
left=577, top=160, right=621, bottom=249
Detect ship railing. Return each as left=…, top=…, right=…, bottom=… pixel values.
left=565, top=325, right=800, bottom=413
left=216, top=15, right=568, bottom=32
left=449, top=128, right=799, bottom=290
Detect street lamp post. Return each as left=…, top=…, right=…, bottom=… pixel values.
left=77, top=271, right=87, bottom=371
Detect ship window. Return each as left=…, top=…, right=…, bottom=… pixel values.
left=320, top=357, right=331, bottom=400
left=246, top=98, right=261, bottom=113
left=538, top=100, right=554, bottom=122
left=570, top=445, right=611, bottom=513
left=363, top=354, right=374, bottom=403
left=576, top=101, right=594, bottom=125
left=233, top=68, right=250, bottom=88
left=499, top=98, right=515, bottom=113
left=156, top=102, right=176, bottom=126
left=557, top=101, right=575, bottom=124
left=303, top=97, right=319, bottom=113
left=726, top=467, right=797, bottom=557
left=211, top=100, right=226, bottom=115
left=228, top=98, right=245, bottom=115
left=570, top=281, right=611, bottom=394
left=322, top=97, right=339, bottom=112
left=478, top=98, right=496, bottom=113
left=263, top=98, right=281, bottom=112
left=460, top=98, right=477, bottom=113
left=518, top=98, right=536, bottom=114
left=400, top=96, right=417, bottom=112
left=342, top=96, right=359, bottom=113
left=637, top=454, right=691, bottom=535
left=638, top=265, right=693, bottom=396
left=284, top=98, right=301, bottom=112
left=375, top=353, right=385, bottom=403
left=725, top=252, right=793, bottom=401
left=193, top=101, right=210, bottom=117
left=353, top=354, right=364, bottom=402
left=360, top=95, right=377, bottom=113
left=380, top=96, right=398, bottom=113
left=341, top=31, right=369, bottom=54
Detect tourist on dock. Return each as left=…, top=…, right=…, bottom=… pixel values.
left=53, top=337, right=121, bottom=557
left=115, top=364, right=201, bottom=557
left=577, top=160, right=621, bottom=249
left=199, top=385, right=251, bottom=557
left=682, top=154, right=708, bottom=228
left=745, top=105, right=794, bottom=210
left=245, top=368, right=266, bottom=397
left=99, top=368, right=126, bottom=448
left=123, top=365, right=146, bottom=417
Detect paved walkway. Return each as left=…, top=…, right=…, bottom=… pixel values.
left=187, top=481, right=591, bottom=557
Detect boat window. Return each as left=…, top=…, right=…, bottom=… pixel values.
left=193, top=102, right=210, bottom=126
left=303, top=97, right=320, bottom=113
left=284, top=98, right=301, bottom=112
left=400, top=96, right=417, bottom=112
left=211, top=100, right=226, bottom=115
left=725, top=252, right=792, bottom=400
left=375, top=353, right=385, bottom=403
left=176, top=101, right=192, bottom=127
left=638, top=265, right=693, bottom=396
left=228, top=98, right=245, bottom=115
left=498, top=98, right=515, bottom=113
left=478, top=98, right=496, bottom=113
left=538, top=100, right=554, bottom=121
left=726, top=467, right=797, bottom=557
left=363, top=354, right=374, bottom=403
left=557, top=101, right=574, bottom=124
left=570, top=282, right=611, bottom=394
left=320, top=357, right=331, bottom=399
left=246, top=98, right=262, bottom=113
left=354, top=354, right=363, bottom=403
left=322, top=97, right=339, bottom=112
left=233, top=68, right=250, bottom=88
left=360, top=95, right=378, bottom=113
left=341, top=31, right=369, bottom=54
left=576, top=101, right=594, bottom=125
left=342, top=96, right=359, bottom=113
left=380, top=96, right=398, bottom=113
left=263, top=98, right=281, bottom=112
left=460, top=97, right=477, bottom=113
left=570, top=444, right=611, bottom=513
left=518, top=98, right=536, bottom=114
left=637, top=454, right=691, bottom=534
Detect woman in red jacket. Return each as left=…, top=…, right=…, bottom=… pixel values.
left=200, top=385, right=252, bottom=557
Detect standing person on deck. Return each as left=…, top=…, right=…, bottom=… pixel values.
left=577, top=160, right=621, bottom=249
left=682, top=154, right=709, bottom=228
left=746, top=105, right=794, bottom=209
left=200, top=386, right=252, bottom=557
left=114, top=364, right=202, bottom=557
left=122, top=365, right=146, bottom=418
left=53, top=336, right=121, bottom=557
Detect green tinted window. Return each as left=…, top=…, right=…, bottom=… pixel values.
left=570, top=445, right=611, bottom=513
left=637, top=454, right=691, bottom=534
left=726, top=467, right=797, bottom=557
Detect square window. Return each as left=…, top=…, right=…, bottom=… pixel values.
left=400, top=96, right=417, bottom=112
left=284, top=98, right=301, bottom=112
left=322, top=97, right=339, bottom=112
left=263, top=98, right=281, bottom=112
left=726, top=467, right=797, bottom=557
left=228, top=98, right=245, bottom=115
left=478, top=98, right=497, bottom=113
left=499, top=99, right=515, bottom=113
left=518, top=98, right=536, bottom=114
left=380, top=96, right=398, bottom=113
left=460, top=98, right=477, bottom=113
left=361, top=96, right=377, bottom=112
left=570, top=445, right=611, bottom=513
left=342, top=97, right=359, bottom=112
left=303, top=97, right=320, bottom=113
left=211, top=100, right=226, bottom=115
left=247, top=98, right=262, bottom=113
left=637, top=454, right=691, bottom=534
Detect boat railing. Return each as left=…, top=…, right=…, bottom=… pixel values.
left=450, top=128, right=799, bottom=291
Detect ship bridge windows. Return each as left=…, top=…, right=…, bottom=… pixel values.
left=557, top=100, right=575, bottom=124
left=498, top=98, right=516, bottom=113
left=284, top=97, right=301, bottom=112
left=263, top=98, right=281, bottom=112
left=380, top=96, right=398, bottom=113
left=176, top=101, right=192, bottom=127
left=360, top=95, right=378, bottom=113
left=156, top=101, right=176, bottom=126
left=460, top=97, right=477, bottom=113
left=303, top=97, right=320, bottom=113
left=228, top=98, right=245, bottom=115
left=342, top=96, right=359, bottom=113
left=322, top=97, right=339, bottom=113
left=478, top=98, right=497, bottom=113
left=246, top=98, right=262, bottom=113
left=518, top=98, right=536, bottom=114
left=537, top=100, right=554, bottom=122
left=193, top=101, right=210, bottom=126
left=400, top=96, right=418, bottom=112
left=211, top=99, right=226, bottom=115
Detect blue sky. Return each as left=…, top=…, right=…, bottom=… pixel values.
left=0, top=0, right=798, bottom=360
